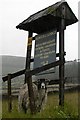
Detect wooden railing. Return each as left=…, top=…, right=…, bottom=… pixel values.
left=2, top=52, right=66, bottom=82
left=2, top=60, right=61, bottom=82
left=2, top=52, right=66, bottom=112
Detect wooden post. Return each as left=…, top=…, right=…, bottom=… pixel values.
left=25, top=32, right=33, bottom=83
left=8, top=74, right=12, bottom=112
left=25, top=31, right=36, bottom=114
left=59, top=5, right=66, bottom=106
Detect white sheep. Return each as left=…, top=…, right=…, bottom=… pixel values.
left=18, top=79, right=47, bottom=113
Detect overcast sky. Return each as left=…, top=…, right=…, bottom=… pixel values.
left=0, top=0, right=79, bottom=61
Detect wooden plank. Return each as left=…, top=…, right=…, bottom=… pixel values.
left=3, top=69, right=25, bottom=82
left=2, top=52, right=66, bottom=82
left=49, top=79, right=60, bottom=85
left=2, top=60, right=61, bottom=82
left=25, top=60, right=60, bottom=77
left=48, top=77, right=67, bottom=85
left=56, top=52, right=66, bottom=58
left=8, top=74, right=12, bottom=112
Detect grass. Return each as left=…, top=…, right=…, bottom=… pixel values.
left=0, top=99, right=2, bottom=119
left=2, top=91, right=79, bottom=119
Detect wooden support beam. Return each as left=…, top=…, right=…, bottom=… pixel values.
left=25, top=60, right=60, bottom=77
left=25, top=32, right=33, bottom=83
left=2, top=70, right=25, bottom=82
left=59, top=5, right=66, bottom=106
left=8, top=74, right=12, bottom=112
left=2, top=60, right=61, bottom=82
left=25, top=31, right=36, bottom=114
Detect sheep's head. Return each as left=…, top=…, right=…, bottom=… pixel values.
left=41, top=82, right=46, bottom=89
left=37, top=79, right=47, bottom=90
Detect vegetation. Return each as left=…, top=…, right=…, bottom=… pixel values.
left=2, top=91, right=79, bottom=119
left=0, top=100, right=2, bottom=119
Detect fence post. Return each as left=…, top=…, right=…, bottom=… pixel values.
left=8, top=74, right=12, bottom=112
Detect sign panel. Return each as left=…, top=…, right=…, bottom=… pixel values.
left=34, top=30, right=57, bottom=74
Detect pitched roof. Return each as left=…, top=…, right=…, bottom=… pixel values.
left=16, top=1, right=78, bottom=34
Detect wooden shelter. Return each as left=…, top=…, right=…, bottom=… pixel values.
left=16, top=1, right=78, bottom=113
left=2, top=0, right=78, bottom=114
left=16, top=1, right=78, bottom=110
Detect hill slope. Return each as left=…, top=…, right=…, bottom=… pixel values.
left=1, top=56, right=79, bottom=83
left=2, top=55, right=25, bottom=76
left=0, top=56, right=79, bottom=95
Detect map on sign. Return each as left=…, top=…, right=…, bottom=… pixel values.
left=34, top=29, right=57, bottom=74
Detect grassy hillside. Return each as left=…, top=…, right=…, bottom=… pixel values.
left=2, top=55, right=25, bottom=76
left=1, top=56, right=26, bottom=95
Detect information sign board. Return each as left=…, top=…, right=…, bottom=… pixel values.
left=34, top=30, right=57, bottom=74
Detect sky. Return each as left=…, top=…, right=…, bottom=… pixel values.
left=0, top=0, right=79, bottom=61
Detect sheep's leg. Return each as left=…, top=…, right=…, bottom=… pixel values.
left=22, top=94, right=29, bottom=113
left=18, top=95, right=23, bottom=112
left=41, top=92, right=47, bottom=111
left=39, top=92, right=47, bottom=112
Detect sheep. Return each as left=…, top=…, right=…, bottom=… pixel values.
left=36, top=79, right=47, bottom=111
left=18, top=79, right=47, bottom=113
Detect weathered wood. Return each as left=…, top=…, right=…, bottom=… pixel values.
left=2, top=52, right=66, bottom=82
left=56, top=52, right=66, bottom=58
left=25, top=32, right=33, bottom=83
left=25, top=60, right=60, bottom=77
left=3, top=69, right=25, bottom=82
left=48, top=77, right=67, bottom=85
left=25, top=31, right=36, bottom=114
left=26, top=75, right=36, bottom=113
left=8, top=74, right=12, bottom=112
left=2, top=60, right=61, bottom=82
left=59, top=4, right=66, bottom=106
left=16, top=1, right=78, bottom=34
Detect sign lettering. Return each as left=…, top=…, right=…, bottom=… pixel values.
left=34, top=30, right=57, bottom=74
